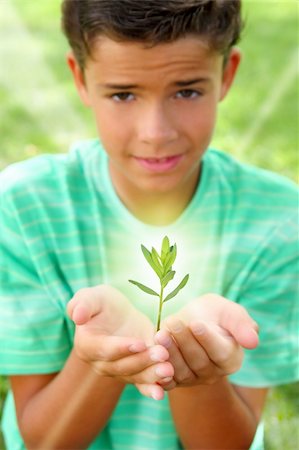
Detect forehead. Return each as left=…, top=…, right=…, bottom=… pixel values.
left=85, top=36, right=223, bottom=80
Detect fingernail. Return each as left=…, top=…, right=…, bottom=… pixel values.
left=158, top=335, right=172, bottom=349
left=171, top=320, right=184, bottom=333
left=152, top=391, right=162, bottom=401
left=161, top=376, right=173, bottom=383
left=190, top=322, right=205, bottom=336
left=191, top=322, right=205, bottom=335
left=129, top=343, right=145, bottom=353
left=155, top=366, right=166, bottom=377
left=150, top=351, right=164, bottom=362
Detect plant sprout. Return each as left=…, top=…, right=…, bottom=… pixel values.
left=129, top=236, right=189, bottom=331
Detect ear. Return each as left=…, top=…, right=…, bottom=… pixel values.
left=66, top=51, right=91, bottom=107
left=219, top=47, right=242, bottom=101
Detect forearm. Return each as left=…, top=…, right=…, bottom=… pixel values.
left=168, top=377, right=258, bottom=450
left=18, top=349, right=125, bottom=449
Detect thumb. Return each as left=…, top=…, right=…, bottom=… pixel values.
left=219, top=301, right=259, bottom=350
left=67, top=286, right=104, bottom=325
left=232, top=320, right=259, bottom=349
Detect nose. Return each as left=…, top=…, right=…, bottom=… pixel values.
left=138, top=101, right=178, bottom=149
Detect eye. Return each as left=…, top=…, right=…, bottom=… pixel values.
left=176, top=89, right=201, bottom=99
left=111, top=92, right=135, bottom=102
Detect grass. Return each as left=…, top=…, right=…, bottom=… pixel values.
left=0, top=1, right=298, bottom=449
left=264, top=384, right=299, bottom=450
left=0, top=377, right=8, bottom=449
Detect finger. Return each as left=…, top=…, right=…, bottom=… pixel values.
left=220, top=302, right=259, bottom=349
left=75, top=334, right=147, bottom=362
left=136, top=383, right=165, bottom=401
left=190, top=321, right=243, bottom=373
left=234, top=320, right=259, bottom=349
left=154, top=331, right=178, bottom=390
left=102, top=345, right=172, bottom=378
left=164, top=320, right=211, bottom=379
left=156, top=325, right=196, bottom=385
left=71, top=303, right=92, bottom=325
left=129, top=360, right=174, bottom=386
left=157, top=378, right=177, bottom=391
left=67, top=287, right=105, bottom=324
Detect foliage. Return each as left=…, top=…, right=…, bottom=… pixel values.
left=0, top=1, right=298, bottom=449
left=129, top=236, right=189, bottom=331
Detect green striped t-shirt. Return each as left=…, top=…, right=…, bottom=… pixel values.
left=0, top=139, right=298, bottom=450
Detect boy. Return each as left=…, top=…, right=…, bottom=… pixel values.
left=0, top=1, right=298, bottom=449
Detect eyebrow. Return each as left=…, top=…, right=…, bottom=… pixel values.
left=101, top=78, right=209, bottom=90
left=102, top=83, right=138, bottom=90
left=175, top=78, right=210, bottom=87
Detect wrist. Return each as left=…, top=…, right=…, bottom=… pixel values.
left=168, top=377, right=258, bottom=450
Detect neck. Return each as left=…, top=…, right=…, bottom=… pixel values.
left=111, top=166, right=201, bottom=227
left=127, top=195, right=186, bottom=226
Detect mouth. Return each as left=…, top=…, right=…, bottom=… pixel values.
left=133, top=154, right=184, bottom=173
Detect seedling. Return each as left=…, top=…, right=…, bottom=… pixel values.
left=129, top=236, right=189, bottom=331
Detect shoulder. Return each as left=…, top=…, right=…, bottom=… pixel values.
left=0, top=154, right=59, bottom=193
left=201, top=150, right=298, bottom=258
left=0, top=139, right=102, bottom=208
left=205, top=149, right=298, bottom=208
left=206, top=149, right=297, bottom=192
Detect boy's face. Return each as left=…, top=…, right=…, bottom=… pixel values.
left=68, top=36, right=240, bottom=205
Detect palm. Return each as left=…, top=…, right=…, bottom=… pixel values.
left=176, top=294, right=259, bottom=349
left=71, top=285, right=155, bottom=343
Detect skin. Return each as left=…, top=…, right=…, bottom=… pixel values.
left=11, top=287, right=174, bottom=449
left=10, top=36, right=268, bottom=449
left=68, top=36, right=241, bottom=224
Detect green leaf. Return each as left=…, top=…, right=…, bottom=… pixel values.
left=163, top=250, right=172, bottom=271
left=164, top=244, right=177, bottom=273
left=141, top=245, right=162, bottom=278
left=128, top=280, right=159, bottom=297
left=151, top=247, right=164, bottom=278
left=161, top=270, right=175, bottom=288
left=163, top=274, right=189, bottom=302
left=141, top=244, right=153, bottom=265
left=161, top=236, right=170, bottom=262
left=152, top=247, right=161, bottom=263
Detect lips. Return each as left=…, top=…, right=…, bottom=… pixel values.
left=133, top=155, right=184, bottom=173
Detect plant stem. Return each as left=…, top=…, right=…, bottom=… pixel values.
left=156, top=285, right=164, bottom=331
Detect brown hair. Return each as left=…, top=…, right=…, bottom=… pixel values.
left=61, top=0, right=243, bottom=70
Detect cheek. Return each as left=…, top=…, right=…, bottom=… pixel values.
left=93, top=107, right=131, bottom=148
left=197, top=110, right=217, bottom=137
left=176, top=96, right=218, bottom=131
left=184, top=107, right=217, bottom=145
left=96, top=114, right=132, bottom=158
left=182, top=108, right=218, bottom=157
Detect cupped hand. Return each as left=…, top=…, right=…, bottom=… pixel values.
left=155, top=293, right=259, bottom=389
left=67, top=285, right=174, bottom=399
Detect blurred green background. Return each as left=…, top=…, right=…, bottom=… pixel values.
left=0, top=0, right=298, bottom=449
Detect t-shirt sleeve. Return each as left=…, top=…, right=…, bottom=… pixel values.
left=229, top=212, right=299, bottom=387
left=0, top=191, right=72, bottom=375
